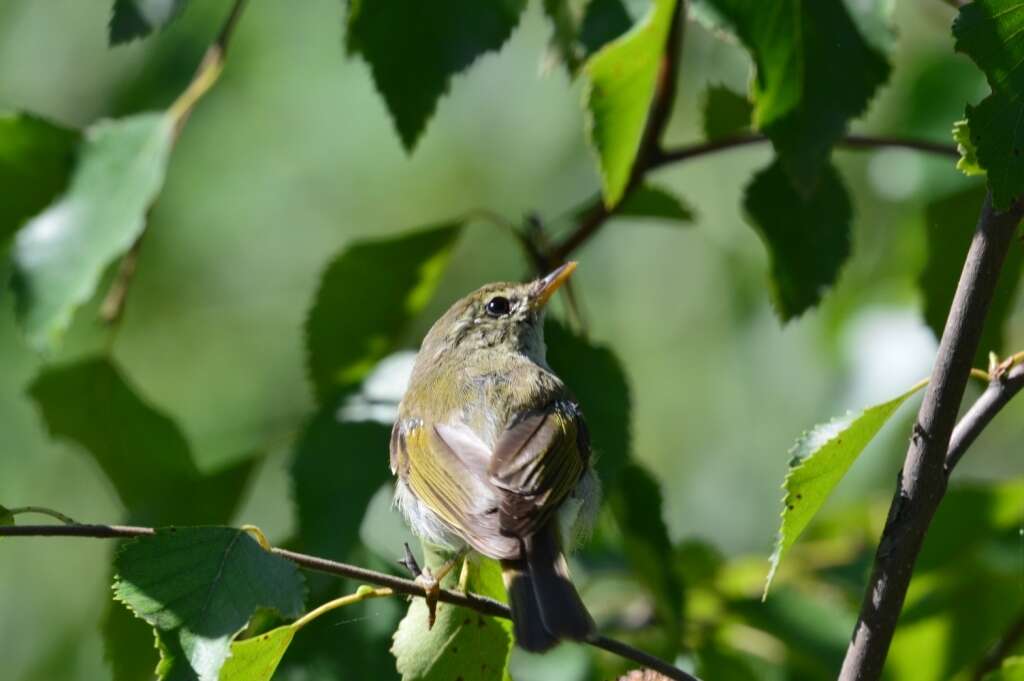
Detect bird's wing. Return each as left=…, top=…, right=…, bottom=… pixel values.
left=488, top=400, right=590, bottom=540
left=390, top=401, right=589, bottom=559
left=391, top=418, right=518, bottom=558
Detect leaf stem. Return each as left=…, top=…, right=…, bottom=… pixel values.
left=838, top=192, right=1024, bottom=681
left=0, top=522, right=699, bottom=681
left=292, top=586, right=394, bottom=630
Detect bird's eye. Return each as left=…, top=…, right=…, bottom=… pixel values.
left=485, top=296, right=511, bottom=317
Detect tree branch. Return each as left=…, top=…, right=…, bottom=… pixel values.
left=0, top=523, right=698, bottom=681
left=838, top=192, right=1024, bottom=681
left=651, top=133, right=958, bottom=170
left=945, top=360, right=1024, bottom=473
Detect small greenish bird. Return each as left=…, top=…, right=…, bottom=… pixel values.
left=391, top=261, right=599, bottom=652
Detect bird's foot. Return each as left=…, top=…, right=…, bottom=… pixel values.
left=397, top=543, right=465, bottom=628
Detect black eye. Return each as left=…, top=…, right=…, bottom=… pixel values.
left=485, top=296, right=511, bottom=317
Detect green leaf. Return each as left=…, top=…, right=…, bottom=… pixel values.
left=743, top=160, right=852, bottom=321
left=617, top=184, right=694, bottom=224
left=28, top=357, right=254, bottom=526
left=109, top=0, right=190, bottom=45
left=346, top=0, right=527, bottom=150
left=920, top=184, right=1021, bottom=365
left=702, top=85, right=753, bottom=141
left=219, top=624, right=296, bottom=681
left=305, top=223, right=461, bottom=404
left=545, top=320, right=631, bottom=483
left=953, top=119, right=985, bottom=177
left=608, top=464, right=684, bottom=636
left=704, top=0, right=889, bottom=188
left=764, top=381, right=926, bottom=596
left=0, top=504, right=13, bottom=529
left=953, top=0, right=1024, bottom=100
left=11, top=112, right=175, bottom=353
left=114, top=527, right=306, bottom=681
left=579, top=0, right=633, bottom=56
left=984, top=658, right=1024, bottom=681
left=0, top=113, right=78, bottom=254
left=392, top=555, right=511, bottom=681
left=583, top=0, right=677, bottom=207
left=291, top=411, right=392, bottom=562
left=741, top=159, right=851, bottom=321
left=965, top=92, right=1024, bottom=209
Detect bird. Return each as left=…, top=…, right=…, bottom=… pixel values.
left=390, top=261, right=599, bottom=652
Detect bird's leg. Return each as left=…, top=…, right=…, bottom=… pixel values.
left=398, top=543, right=466, bottom=628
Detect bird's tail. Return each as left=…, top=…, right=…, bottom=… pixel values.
left=501, top=522, right=595, bottom=653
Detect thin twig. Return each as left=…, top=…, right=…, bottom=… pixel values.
left=838, top=192, right=1024, bottom=681
left=100, top=0, right=250, bottom=327
left=550, top=133, right=958, bottom=262
left=945, top=362, right=1024, bottom=473
left=5, top=506, right=77, bottom=524
left=0, top=523, right=698, bottom=681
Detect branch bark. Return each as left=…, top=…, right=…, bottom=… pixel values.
left=0, top=523, right=698, bottom=681
left=838, top=192, right=1024, bottom=681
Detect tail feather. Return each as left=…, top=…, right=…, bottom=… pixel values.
left=501, top=522, right=594, bottom=652
left=502, top=559, right=558, bottom=653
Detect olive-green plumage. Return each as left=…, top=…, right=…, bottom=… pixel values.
left=390, top=262, right=598, bottom=651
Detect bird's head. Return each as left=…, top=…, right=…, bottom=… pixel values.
left=420, top=262, right=577, bottom=363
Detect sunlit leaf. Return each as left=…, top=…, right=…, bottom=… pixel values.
left=743, top=160, right=852, bottom=321
left=583, top=0, right=677, bottom=207
left=953, top=119, right=985, bottom=177
left=346, top=0, right=527, bottom=150
left=110, top=0, right=190, bottom=45
left=702, top=85, right=752, bottom=141
left=919, top=184, right=1021, bottom=365
left=764, top=381, right=926, bottom=596
left=703, top=0, right=889, bottom=189
left=219, top=624, right=297, bottom=681
left=114, top=528, right=305, bottom=681
left=392, top=554, right=511, bottom=681
left=305, top=223, right=461, bottom=405
left=0, top=113, right=78, bottom=255
left=11, top=112, right=174, bottom=352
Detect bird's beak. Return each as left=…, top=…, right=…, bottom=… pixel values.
left=532, top=261, right=577, bottom=308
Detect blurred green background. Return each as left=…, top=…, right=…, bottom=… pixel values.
left=2, top=1, right=1023, bottom=680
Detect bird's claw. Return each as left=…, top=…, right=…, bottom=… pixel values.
left=415, top=567, right=441, bottom=628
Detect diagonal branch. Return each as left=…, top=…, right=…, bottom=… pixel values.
left=838, top=192, right=1024, bottom=681
left=0, top=522, right=699, bottom=681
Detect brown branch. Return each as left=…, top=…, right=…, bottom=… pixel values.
left=945, top=361, right=1024, bottom=473
left=838, top=192, right=1024, bottom=681
left=0, top=523, right=698, bottom=681
left=100, top=0, right=250, bottom=327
